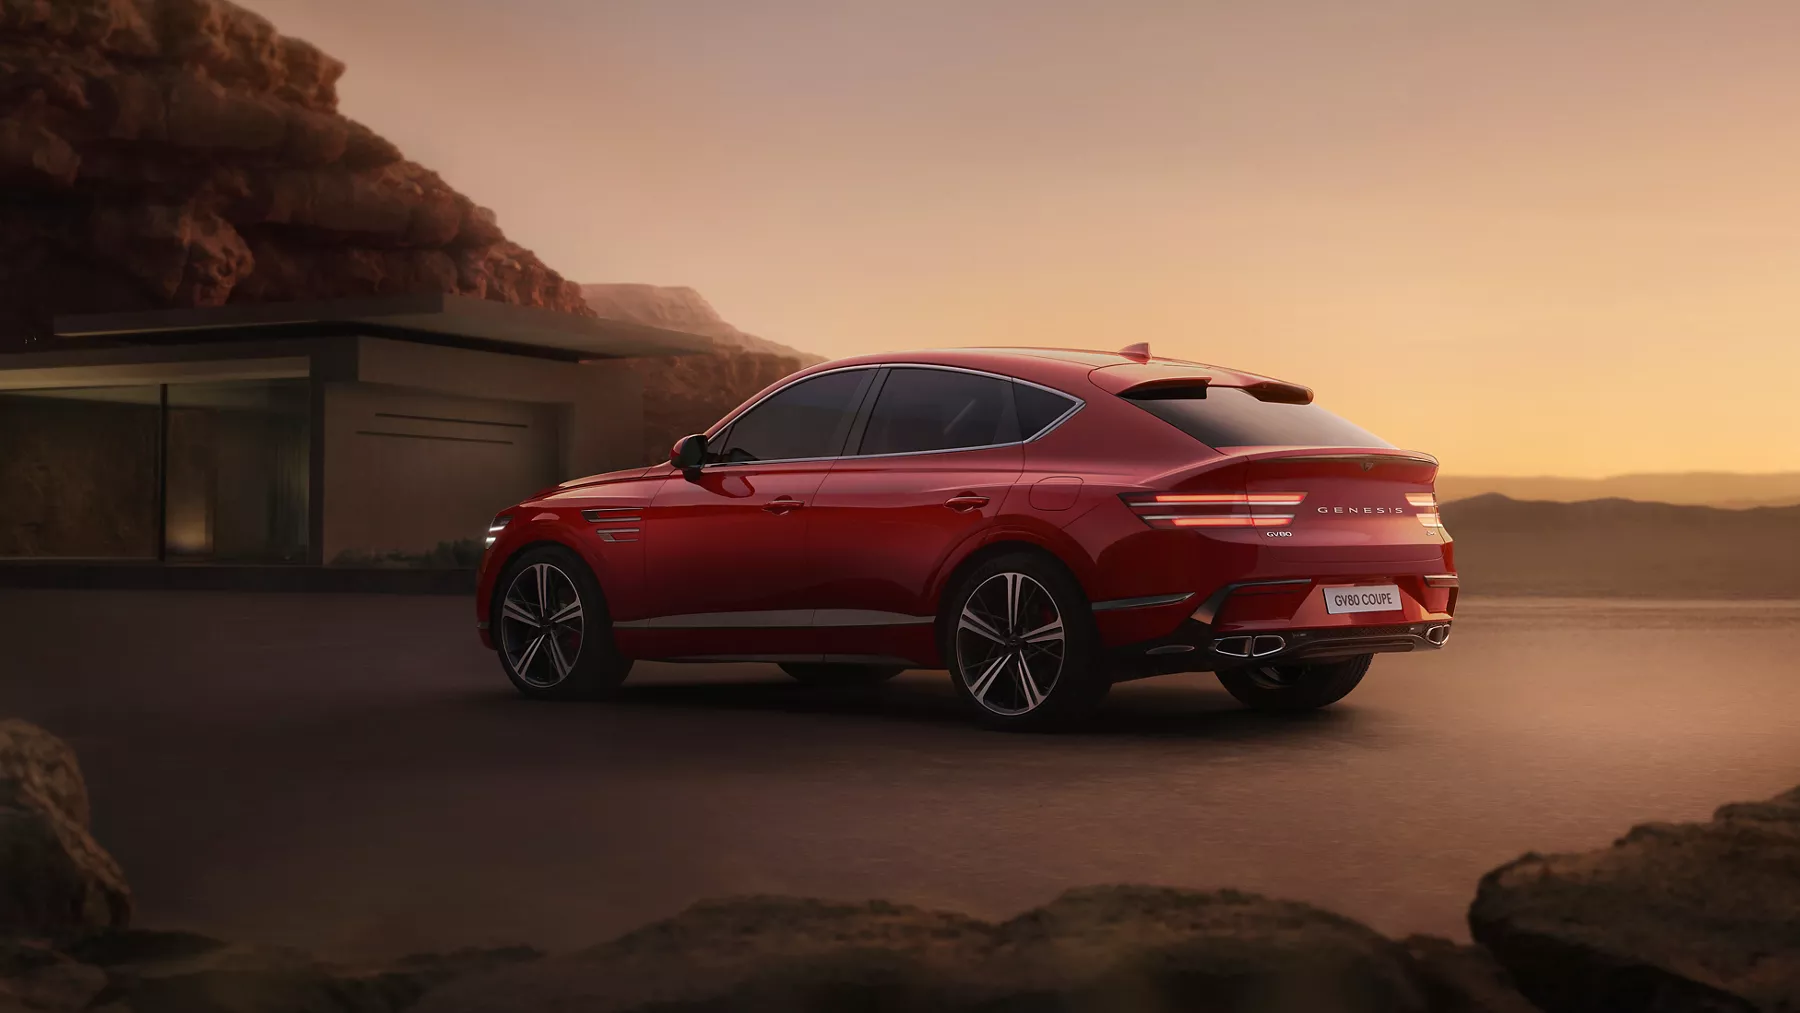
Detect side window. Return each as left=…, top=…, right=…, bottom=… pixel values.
left=1012, top=381, right=1079, bottom=440
left=715, top=369, right=873, bottom=463
left=857, top=368, right=1019, bottom=457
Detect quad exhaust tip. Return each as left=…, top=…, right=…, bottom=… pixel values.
left=1425, top=624, right=1451, bottom=646
left=1213, top=635, right=1286, bottom=659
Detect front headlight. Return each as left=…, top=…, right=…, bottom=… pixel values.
left=485, top=514, right=512, bottom=548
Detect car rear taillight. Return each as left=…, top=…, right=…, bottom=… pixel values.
left=1122, top=492, right=1306, bottom=529
left=1407, top=493, right=1448, bottom=535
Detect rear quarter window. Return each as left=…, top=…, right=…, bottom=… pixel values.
left=1124, top=386, right=1392, bottom=449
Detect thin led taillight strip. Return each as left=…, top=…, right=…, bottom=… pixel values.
left=1405, top=493, right=1437, bottom=507
left=1163, top=515, right=1295, bottom=528
left=1137, top=493, right=1307, bottom=506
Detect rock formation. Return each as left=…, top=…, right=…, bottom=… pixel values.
left=399, top=888, right=1509, bottom=1013
left=581, top=283, right=823, bottom=363
left=0, top=0, right=827, bottom=466
left=0, top=720, right=129, bottom=937
left=0, top=0, right=590, bottom=353
left=1470, top=785, right=1800, bottom=1012
left=583, top=283, right=826, bottom=464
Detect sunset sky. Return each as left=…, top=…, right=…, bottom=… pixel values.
left=247, top=0, right=1800, bottom=477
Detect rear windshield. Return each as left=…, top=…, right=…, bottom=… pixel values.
left=1123, top=386, right=1393, bottom=449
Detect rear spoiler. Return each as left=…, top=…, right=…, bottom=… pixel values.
left=1141, top=445, right=1439, bottom=488
left=1115, top=375, right=1316, bottom=405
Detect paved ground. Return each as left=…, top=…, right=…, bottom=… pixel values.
left=4, top=589, right=1798, bottom=959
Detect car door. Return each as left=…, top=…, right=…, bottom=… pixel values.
left=630, top=367, right=876, bottom=659
left=806, top=366, right=1025, bottom=656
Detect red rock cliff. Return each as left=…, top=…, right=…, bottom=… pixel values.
left=0, top=0, right=592, bottom=351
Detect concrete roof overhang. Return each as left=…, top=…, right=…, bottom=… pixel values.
left=53, top=293, right=713, bottom=362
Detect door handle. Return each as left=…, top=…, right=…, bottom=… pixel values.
left=945, top=494, right=990, bottom=512
left=763, top=497, right=804, bottom=514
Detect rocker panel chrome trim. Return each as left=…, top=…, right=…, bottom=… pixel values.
left=1091, top=592, right=1194, bottom=612
left=615, top=608, right=932, bottom=630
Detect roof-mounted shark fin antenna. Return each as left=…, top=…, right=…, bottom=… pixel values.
left=1118, top=342, right=1151, bottom=363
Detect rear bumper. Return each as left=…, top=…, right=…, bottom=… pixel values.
left=1109, top=616, right=1453, bottom=679
left=1099, top=569, right=1457, bottom=679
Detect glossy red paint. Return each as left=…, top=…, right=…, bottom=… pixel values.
left=474, top=346, right=1456, bottom=673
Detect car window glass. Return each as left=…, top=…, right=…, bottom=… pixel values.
left=1123, top=386, right=1393, bottom=449
left=1012, top=382, right=1078, bottom=439
left=715, top=369, right=871, bottom=463
left=858, top=368, right=1019, bottom=456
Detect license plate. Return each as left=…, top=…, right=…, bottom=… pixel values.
left=1323, top=584, right=1404, bottom=614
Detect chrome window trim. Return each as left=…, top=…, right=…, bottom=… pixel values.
left=698, top=361, right=1085, bottom=470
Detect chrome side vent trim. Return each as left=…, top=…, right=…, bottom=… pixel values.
left=583, top=507, right=641, bottom=542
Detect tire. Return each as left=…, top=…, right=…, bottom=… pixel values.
left=940, top=550, right=1110, bottom=731
left=779, top=662, right=906, bottom=687
left=492, top=545, right=633, bottom=700
left=1215, top=654, right=1372, bottom=712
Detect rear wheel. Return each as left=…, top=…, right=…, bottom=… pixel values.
left=1216, top=654, right=1371, bottom=712
left=494, top=546, right=633, bottom=700
left=942, top=551, right=1109, bottom=731
left=779, top=662, right=905, bottom=687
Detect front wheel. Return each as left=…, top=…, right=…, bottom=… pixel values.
left=779, top=662, right=905, bottom=687
left=493, top=546, right=633, bottom=700
left=1216, top=654, right=1372, bottom=712
left=941, top=551, right=1109, bottom=731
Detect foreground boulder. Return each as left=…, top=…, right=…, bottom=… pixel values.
left=0, top=720, right=130, bottom=936
left=1470, top=784, right=1800, bottom=1012
left=0, top=927, right=541, bottom=1013
left=417, top=886, right=1530, bottom=1013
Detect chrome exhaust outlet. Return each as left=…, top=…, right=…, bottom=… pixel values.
left=1212, top=636, right=1253, bottom=658
left=1251, top=635, right=1286, bottom=657
left=1424, top=624, right=1451, bottom=646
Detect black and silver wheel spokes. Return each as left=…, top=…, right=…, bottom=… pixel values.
left=500, top=562, right=585, bottom=688
left=956, top=571, right=1066, bottom=716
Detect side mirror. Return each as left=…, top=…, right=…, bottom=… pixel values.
left=671, top=433, right=707, bottom=475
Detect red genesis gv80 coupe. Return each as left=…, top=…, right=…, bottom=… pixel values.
left=475, top=345, right=1457, bottom=729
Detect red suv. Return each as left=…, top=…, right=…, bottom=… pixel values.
left=476, top=345, right=1456, bottom=729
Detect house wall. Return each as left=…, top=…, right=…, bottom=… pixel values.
left=318, top=338, right=646, bottom=562
left=0, top=335, right=650, bottom=564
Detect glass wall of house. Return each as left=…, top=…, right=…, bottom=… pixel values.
left=164, top=380, right=310, bottom=563
left=0, top=386, right=162, bottom=559
left=0, top=379, right=311, bottom=562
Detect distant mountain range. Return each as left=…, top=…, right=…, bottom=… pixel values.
left=1441, top=494, right=1800, bottom=598
left=1438, top=473, right=1800, bottom=509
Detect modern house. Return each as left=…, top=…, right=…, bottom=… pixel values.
left=0, top=294, right=708, bottom=576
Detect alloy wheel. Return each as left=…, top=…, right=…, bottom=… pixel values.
left=499, top=562, right=585, bottom=688
left=955, top=571, right=1066, bottom=716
